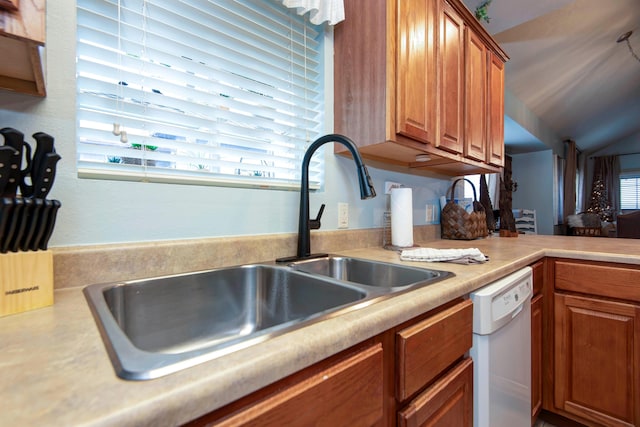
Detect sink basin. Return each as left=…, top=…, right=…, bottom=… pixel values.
left=288, top=256, right=452, bottom=290
left=84, top=264, right=370, bottom=380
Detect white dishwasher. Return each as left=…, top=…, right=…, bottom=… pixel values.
left=470, top=267, right=532, bottom=427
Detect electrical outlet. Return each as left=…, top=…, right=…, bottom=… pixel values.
left=426, top=204, right=434, bottom=222
left=338, top=203, right=349, bottom=228
left=385, top=181, right=402, bottom=195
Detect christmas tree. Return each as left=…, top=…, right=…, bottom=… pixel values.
left=587, top=177, right=613, bottom=222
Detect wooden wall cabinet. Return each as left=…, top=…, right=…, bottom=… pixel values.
left=396, top=0, right=437, bottom=146
left=463, top=27, right=486, bottom=163
left=437, top=1, right=464, bottom=155
left=0, top=0, right=46, bottom=96
left=486, top=51, right=505, bottom=167
left=334, top=0, right=508, bottom=177
left=187, top=299, right=474, bottom=427
left=549, top=259, right=640, bottom=427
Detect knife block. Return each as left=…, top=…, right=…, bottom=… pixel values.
left=0, top=251, right=54, bottom=317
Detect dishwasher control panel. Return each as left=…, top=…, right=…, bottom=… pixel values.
left=470, top=267, right=533, bottom=335
left=492, top=279, right=532, bottom=321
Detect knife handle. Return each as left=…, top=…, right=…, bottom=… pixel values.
left=0, top=146, right=18, bottom=196
left=9, top=198, right=32, bottom=252
left=30, top=199, right=51, bottom=251
left=0, top=197, right=14, bottom=252
left=38, top=199, right=61, bottom=251
left=18, top=142, right=33, bottom=197
left=30, top=132, right=56, bottom=189
left=20, top=198, right=44, bottom=252
left=0, top=198, right=24, bottom=253
left=31, top=153, right=61, bottom=199
left=0, top=128, right=25, bottom=198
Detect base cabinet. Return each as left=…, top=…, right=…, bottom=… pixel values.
left=531, top=293, right=543, bottom=423
left=554, top=293, right=640, bottom=426
left=549, top=259, right=640, bottom=427
left=189, top=344, right=385, bottom=426
left=187, top=299, right=473, bottom=427
left=530, top=260, right=544, bottom=424
left=395, top=299, right=473, bottom=426
left=398, top=358, right=473, bottom=427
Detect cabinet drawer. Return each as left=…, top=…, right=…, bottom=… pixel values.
left=531, top=259, right=544, bottom=296
left=398, top=357, right=473, bottom=427
left=554, top=259, right=640, bottom=303
left=396, top=299, right=473, bottom=401
left=209, top=344, right=384, bottom=426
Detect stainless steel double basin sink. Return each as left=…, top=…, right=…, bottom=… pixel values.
left=84, top=256, right=452, bottom=380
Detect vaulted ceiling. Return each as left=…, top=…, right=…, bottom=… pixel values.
left=464, top=0, right=640, bottom=155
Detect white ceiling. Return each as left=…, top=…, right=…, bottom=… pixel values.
left=464, top=0, right=640, bottom=155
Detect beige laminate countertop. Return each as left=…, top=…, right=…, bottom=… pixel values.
left=2, top=235, right=640, bottom=426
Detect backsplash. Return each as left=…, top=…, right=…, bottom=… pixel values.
left=52, top=225, right=440, bottom=289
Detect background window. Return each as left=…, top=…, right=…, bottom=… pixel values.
left=620, top=172, right=640, bottom=210
left=76, top=0, right=325, bottom=189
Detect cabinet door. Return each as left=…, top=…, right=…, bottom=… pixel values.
left=531, top=293, right=543, bottom=423
left=554, top=293, right=640, bottom=426
left=396, top=299, right=473, bottom=401
left=398, top=357, right=473, bottom=427
left=0, top=0, right=45, bottom=43
left=209, top=344, right=384, bottom=427
left=486, top=51, right=505, bottom=167
left=0, top=0, right=46, bottom=96
left=464, top=27, right=486, bottom=162
left=436, top=1, right=464, bottom=154
left=396, top=0, right=437, bottom=145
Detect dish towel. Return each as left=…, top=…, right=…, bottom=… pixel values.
left=400, top=247, right=489, bottom=264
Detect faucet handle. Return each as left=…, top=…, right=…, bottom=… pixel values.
left=309, top=204, right=325, bottom=230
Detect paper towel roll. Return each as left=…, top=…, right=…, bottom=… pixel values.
left=391, top=187, right=413, bottom=247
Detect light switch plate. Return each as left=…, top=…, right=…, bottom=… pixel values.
left=338, top=203, right=349, bottom=228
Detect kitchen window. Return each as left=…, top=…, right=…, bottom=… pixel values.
left=620, top=171, right=640, bottom=210
left=76, top=0, right=325, bottom=190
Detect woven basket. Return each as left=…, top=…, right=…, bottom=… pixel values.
left=441, top=179, right=488, bottom=240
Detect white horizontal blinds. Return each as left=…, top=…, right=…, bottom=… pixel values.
left=76, top=0, right=324, bottom=189
left=620, top=173, right=640, bottom=209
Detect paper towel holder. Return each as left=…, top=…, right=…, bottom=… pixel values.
left=382, top=210, right=420, bottom=251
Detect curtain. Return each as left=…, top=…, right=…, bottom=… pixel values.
left=576, top=150, right=587, bottom=213
left=281, top=0, right=345, bottom=25
left=562, top=140, right=577, bottom=223
left=588, top=155, right=620, bottom=221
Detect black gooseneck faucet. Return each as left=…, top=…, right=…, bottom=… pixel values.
left=277, top=134, right=376, bottom=262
